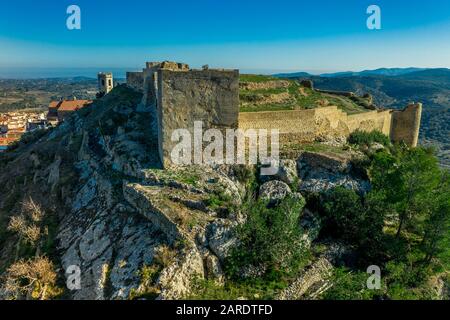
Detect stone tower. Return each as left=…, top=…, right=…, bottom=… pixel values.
left=125, top=61, right=239, bottom=168
left=98, top=72, right=114, bottom=95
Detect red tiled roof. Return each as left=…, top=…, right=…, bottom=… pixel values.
left=56, top=100, right=92, bottom=112
left=49, top=101, right=60, bottom=109
left=48, top=100, right=93, bottom=112
left=0, top=137, right=19, bottom=145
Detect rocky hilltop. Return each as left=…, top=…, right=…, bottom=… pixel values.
left=0, top=84, right=448, bottom=300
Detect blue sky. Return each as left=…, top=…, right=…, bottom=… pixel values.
left=0, top=0, right=449, bottom=76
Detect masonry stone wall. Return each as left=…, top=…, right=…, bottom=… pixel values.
left=238, top=105, right=420, bottom=148
left=157, top=69, right=240, bottom=167
left=390, top=103, right=422, bottom=147
left=347, top=110, right=392, bottom=135
left=126, top=72, right=144, bottom=93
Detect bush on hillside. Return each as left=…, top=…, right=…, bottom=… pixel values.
left=348, top=130, right=391, bottom=147
left=226, top=195, right=309, bottom=280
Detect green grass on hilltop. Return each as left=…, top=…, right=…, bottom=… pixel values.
left=239, top=75, right=367, bottom=114
left=239, top=74, right=277, bottom=83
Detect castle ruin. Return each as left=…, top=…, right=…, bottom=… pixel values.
left=127, top=62, right=239, bottom=167
left=126, top=61, right=422, bottom=167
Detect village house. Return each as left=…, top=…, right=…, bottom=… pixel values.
left=0, top=111, right=47, bottom=151
left=47, top=99, right=93, bottom=125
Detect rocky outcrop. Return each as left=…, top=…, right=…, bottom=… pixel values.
left=205, top=219, right=239, bottom=263
left=259, top=180, right=292, bottom=203
left=260, top=159, right=298, bottom=185
left=0, top=86, right=248, bottom=300
left=276, top=257, right=333, bottom=300
left=297, top=151, right=370, bottom=194
left=157, top=246, right=205, bottom=300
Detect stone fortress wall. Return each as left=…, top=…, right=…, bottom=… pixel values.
left=238, top=104, right=422, bottom=147
left=390, top=104, right=422, bottom=147
left=125, top=72, right=144, bottom=92
left=127, top=62, right=239, bottom=167
left=126, top=61, right=422, bottom=167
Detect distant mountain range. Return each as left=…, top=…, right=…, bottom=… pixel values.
left=274, top=67, right=450, bottom=168
left=319, top=67, right=430, bottom=78
left=273, top=67, right=445, bottom=78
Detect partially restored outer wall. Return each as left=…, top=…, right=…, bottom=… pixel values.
left=126, top=72, right=144, bottom=92
left=158, top=69, right=240, bottom=167
left=391, top=103, right=422, bottom=147
left=347, top=110, right=392, bottom=136
left=238, top=106, right=393, bottom=145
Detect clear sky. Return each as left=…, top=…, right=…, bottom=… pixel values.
left=0, top=0, right=449, bottom=76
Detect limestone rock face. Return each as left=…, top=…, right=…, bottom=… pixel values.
left=260, top=159, right=298, bottom=185
left=276, top=257, right=333, bottom=300
left=47, top=156, right=61, bottom=191
left=259, top=180, right=292, bottom=203
left=297, top=151, right=370, bottom=194
left=204, top=253, right=225, bottom=285
left=0, top=85, right=386, bottom=301
left=206, top=219, right=239, bottom=263
left=157, top=246, right=205, bottom=300
left=0, top=86, right=246, bottom=300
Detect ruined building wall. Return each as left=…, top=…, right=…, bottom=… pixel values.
left=157, top=69, right=240, bottom=167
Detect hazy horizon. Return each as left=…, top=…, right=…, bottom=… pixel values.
left=0, top=66, right=449, bottom=80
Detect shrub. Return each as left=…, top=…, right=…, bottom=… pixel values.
left=348, top=130, right=391, bottom=147
left=321, top=187, right=365, bottom=241
left=320, top=187, right=386, bottom=264
left=226, top=195, right=309, bottom=280
left=3, top=256, right=61, bottom=300
left=129, top=245, right=176, bottom=300
left=320, top=267, right=380, bottom=300
left=384, top=261, right=435, bottom=299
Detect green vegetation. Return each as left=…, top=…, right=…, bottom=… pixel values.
left=321, top=267, right=381, bottom=300
left=239, top=74, right=276, bottom=83
left=290, top=142, right=348, bottom=155
left=227, top=196, right=308, bottom=279
left=188, top=277, right=286, bottom=300
left=205, top=189, right=234, bottom=213
left=0, top=78, right=97, bottom=113
left=322, top=187, right=385, bottom=261
left=240, top=103, right=295, bottom=113
left=129, top=245, right=177, bottom=300
left=316, top=134, right=450, bottom=299
left=191, top=130, right=449, bottom=300
left=189, top=195, right=311, bottom=300
left=239, top=75, right=367, bottom=114
left=348, top=129, right=391, bottom=148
